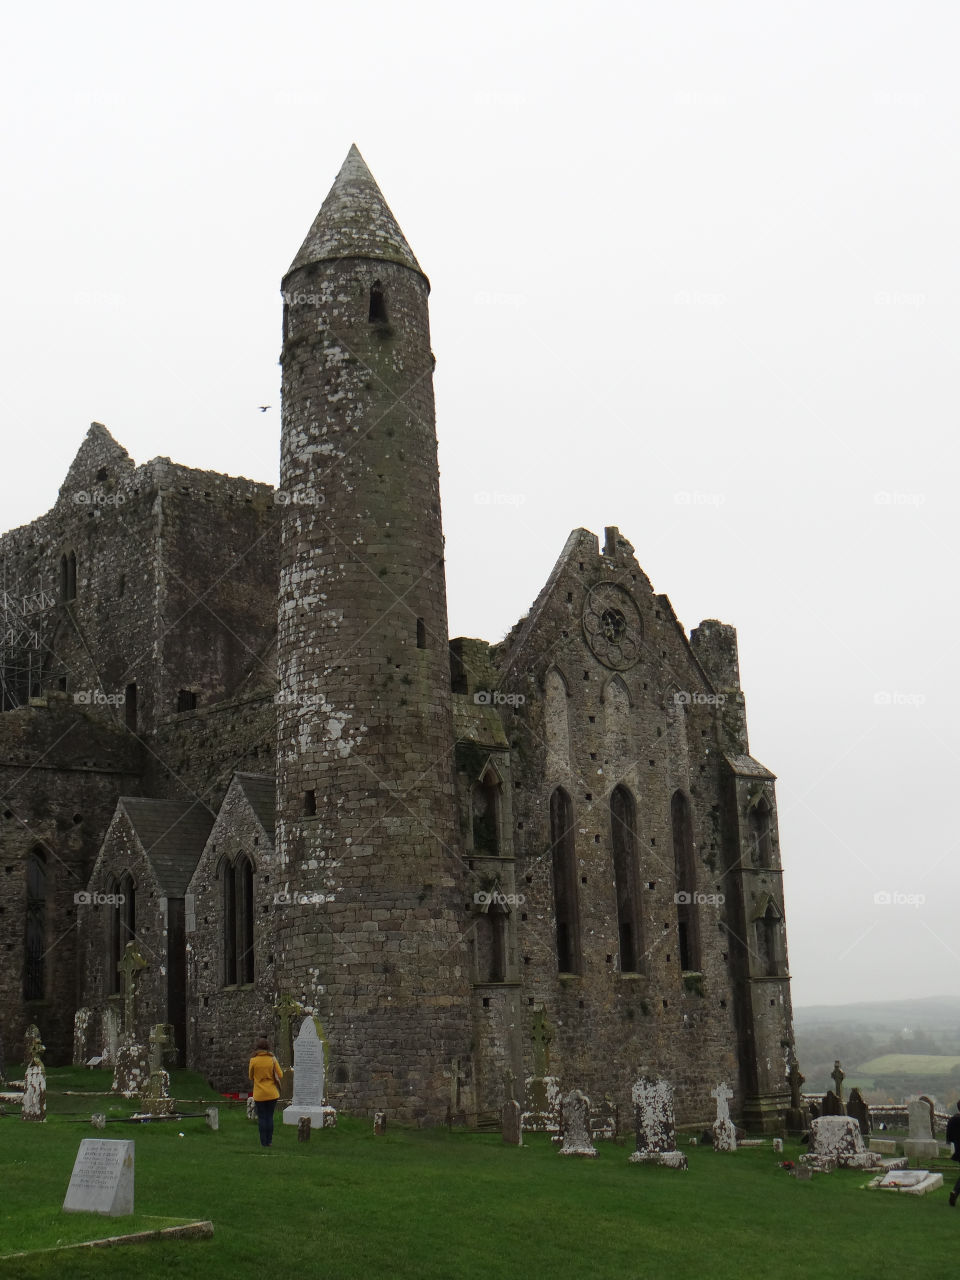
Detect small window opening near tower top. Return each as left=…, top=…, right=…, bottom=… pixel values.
left=369, top=280, right=388, bottom=324
left=304, top=789, right=317, bottom=817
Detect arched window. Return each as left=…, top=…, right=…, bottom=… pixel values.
left=67, top=551, right=77, bottom=601
left=550, top=787, right=582, bottom=974
left=611, top=785, right=642, bottom=973
left=110, top=873, right=136, bottom=994
left=544, top=668, right=571, bottom=777
left=472, top=767, right=501, bottom=855
left=749, top=797, right=773, bottom=868
left=671, top=790, right=701, bottom=972
left=369, top=280, right=387, bottom=324
left=223, top=855, right=254, bottom=986
left=755, top=901, right=784, bottom=978
left=24, top=849, right=46, bottom=1000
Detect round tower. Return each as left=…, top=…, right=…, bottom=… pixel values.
left=275, top=145, right=472, bottom=1122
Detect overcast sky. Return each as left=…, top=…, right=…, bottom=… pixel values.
left=1, top=0, right=956, bottom=1009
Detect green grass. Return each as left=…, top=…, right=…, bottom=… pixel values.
left=1, top=1069, right=958, bottom=1279
left=857, top=1054, right=960, bottom=1075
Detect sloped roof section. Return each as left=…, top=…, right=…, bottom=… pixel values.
left=723, top=752, right=776, bottom=781
left=234, top=773, right=276, bottom=843
left=286, top=144, right=423, bottom=278
left=120, top=798, right=216, bottom=896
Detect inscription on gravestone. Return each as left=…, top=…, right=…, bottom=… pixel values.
left=63, top=1139, right=135, bottom=1216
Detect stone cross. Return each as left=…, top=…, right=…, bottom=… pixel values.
left=23, top=1023, right=44, bottom=1067
left=831, top=1059, right=845, bottom=1104
left=530, top=1008, right=553, bottom=1078
left=503, top=1067, right=516, bottom=1104
left=787, top=1052, right=804, bottom=1109
left=117, top=943, right=148, bottom=1036
left=274, top=995, right=301, bottom=1101
left=711, top=1082, right=733, bottom=1123
left=148, top=1024, right=173, bottom=1075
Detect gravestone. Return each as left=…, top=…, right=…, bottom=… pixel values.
left=246, top=1097, right=257, bottom=1120
left=559, top=1090, right=597, bottom=1157
left=904, top=1097, right=940, bottom=1161
left=870, top=1168, right=943, bottom=1195
left=206, top=1107, right=219, bottom=1131
left=274, top=995, right=301, bottom=1103
left=831, top=1060, right=845, bottom=1105
left=73, top=1008, right=93, bottom=1066
left=23, top=1024, right=44, bottom=1067
left=711, top=1082, right=737, bottom=1152
left=298, top=1116, right=311, bottom=1143
left=282, top=1017, right=336, bottom=1128
left=22, top=1062, right=46, bottom=1121
left=63, top=1139, right=134, bottom=1216
left=374, top=1111, right=387, bottom=1135
left=91, top=1114, right=106, bottom=1130
left=846, top=1087, right=871, bottom=1138
left=101, top=1006, right=119, bottom=1069
left=111, top=944, right=149, bottom=1096
left=785, top=1052, right=809, bottom=1131
left=502, top=1099, right=523, bottom=1147
left=628, top=1077, right=688, bottom=1169
left=136, top=1024, right=175, bottom=1116
left=800, top=1116, right=903, bottom=1172
left=821, top=1090, right=844, bottom=1116
left=523, top=1008, right=561, bottom=1132
left=773, top=1138, right=783, bottom=1153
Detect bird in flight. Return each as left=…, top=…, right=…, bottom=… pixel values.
left=258, top=405, right=271, bottom=413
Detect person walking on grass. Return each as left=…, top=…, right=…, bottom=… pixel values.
left=249, top=1035, right=283, bottom=1149
left=948, top=1101, right=960, bottom=1206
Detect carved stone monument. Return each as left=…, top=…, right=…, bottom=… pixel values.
left=523, top=1008, right=561, bottom=1133
left=559, top=1090, right=598, bottom=1157
left=21, top=1024, right=45, bottom=1122
left=282, top=1017, right=336, bottom=1128
left=711, top=1082, right=737, bottom=1152
left=903, top=1097, right=940, bottom=1161
left=63, top=1139, right=134, bottom=1216
left=801, top=1116, right=906, bottom=1172
left=628, top=1077, right=688, bottom=1169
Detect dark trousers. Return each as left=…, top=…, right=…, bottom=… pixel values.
left=255, top=1099, right=277, bottom=1147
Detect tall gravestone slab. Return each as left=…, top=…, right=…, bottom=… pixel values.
left=559, top=1090, right=597, bottom=1157
left=283, top=1017, right=336, bottom=1128
left=846, top=1087, right=871, bottom=1138
left=502, top=1099, right=522, bottom=1147
left=711, top=1082, right=737, bottom=1152
left=63, top=1139, right=134, bottom=1216
left=904, top=1098, right=940, bottom=1161
left=800, top=1116, right=904, bottom=1172
left=628, top=1077, right=688, bottom=1169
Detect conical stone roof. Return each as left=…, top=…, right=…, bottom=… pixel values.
left=285, top=144, right=424, bottom=279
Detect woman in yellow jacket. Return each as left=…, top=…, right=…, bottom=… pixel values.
left=248, top=1036, right=283, bottom=1148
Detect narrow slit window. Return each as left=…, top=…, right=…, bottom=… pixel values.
left=369, top=281, right=387, bottom=324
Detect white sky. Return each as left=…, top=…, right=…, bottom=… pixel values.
left=1, top=0, right=956, bottom=1007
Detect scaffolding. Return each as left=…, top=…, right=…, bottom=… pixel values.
left=0, top=561, right=54, bottom=711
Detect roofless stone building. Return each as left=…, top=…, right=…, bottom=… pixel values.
left=0, top=146, right=797, bottom=1130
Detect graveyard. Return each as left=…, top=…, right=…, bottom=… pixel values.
left=1, top=1065, right=958, bottom=1280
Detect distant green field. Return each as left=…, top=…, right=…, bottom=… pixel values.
left=857, top=1054, right=960, bottom=1075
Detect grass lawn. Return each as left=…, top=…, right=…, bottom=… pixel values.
left=1, top=1069, right=958, bottom=1279
left=857, top=1054, right=960, bottom=1076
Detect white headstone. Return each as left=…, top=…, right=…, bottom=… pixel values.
left=283, top=1017, right=335, bottom=1128
left=559, top=1089, right=598, bottom=1157
left=63, top=1139, right=134, bottom=1216
left=711, top=1082, right=737, bottom=1152
left=628, top=1076, right=688, bottom=1169
left=904, top=1098, right=940, bottom=1160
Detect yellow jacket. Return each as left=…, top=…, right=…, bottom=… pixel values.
left=248, top=1051, right=282, bottom=1101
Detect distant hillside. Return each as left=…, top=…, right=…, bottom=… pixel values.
left=794, top=996, right=960, bottom=1096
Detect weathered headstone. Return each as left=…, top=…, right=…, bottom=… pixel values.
left=869, top=1168, right=943, bottom=1195
left=800, top=1116, right=903, bottom=1172
left=773, top=1137, right=783, bottom=1153
left=904, top=1097, right=940, bottom=1161
left=785, top=1051, right=809, bottom=1131
left=711, top=1082, right=737, bottom=1152
left=502, top=1099, right=523, bottom=1147
left=101, top=1006, right=120, bottom=1068
left=112, top=944, right=149, bottom=1096
left=246, top=1097, right=257, bottom=1120
left=298, top=1116, right=311, bottom=1143
left=63, top=1139, right=134, bottom=1216
left=22, top=1061, right=46, bottom=1121
left=274, top=996, right=301, bottom=1103
left=559, top=1089, right=597, bottom=1157
left=136, top=1024, right=175, bottom=1116
left=374, top=1111, right=387, bottom=1135
left=205, top=1107, right=219, bottom=1131
left=821, top=1090, right=844, bottom=1116
left=91, top=1114, right=106, bottom=1130
left=628, top=1077, right=688, bottom=1169
left=118, top=943, right=148, bottom=1036
left=23, top=1024, right=44, bottom=1067
left=282, top=1017, right=336, bottom=1128
left=523, top=1008, right=561, bottom=1133
left=846, top=1087, right=871, bottom=1138
left=73, top=1008, right=93, bottom=1066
